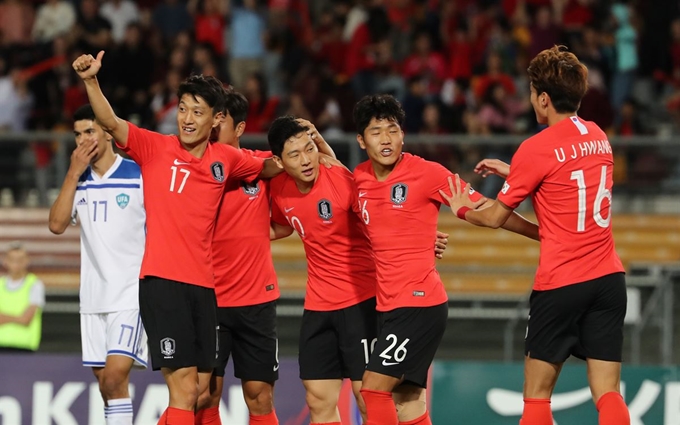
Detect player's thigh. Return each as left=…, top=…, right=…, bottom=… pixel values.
left=139, top=277, right=200, bottom=371
left=367, top=302, right=447, bottom=388
left=525, top=283, right=592, bottom=364
left=523, top=355, right=563, bottom=399
left=190, top=283, right=219, bottom=372
left=579, top=273, right=627, bottom=362
left=104, top=309, right=148, bottom=368
left=81, top=313, right=107, bottom=368
left=586, top=358, right=622, bottom=403
left=338, top=297, right=378, bottom=381
left=230, top=301, right=279, bottom=382
left=299, top=309, right=343, bottom=381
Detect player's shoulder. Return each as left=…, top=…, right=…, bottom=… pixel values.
left=401, top=153, right=447, bottom=176
left=243, top=148, right=273, bottom=159
left=325, top=163, right=354, bottom=181
left=269, top=170, right=291, bottom=194
left=110, top=157, right=142, bottom=180
left=78, top=167, right=93, bottom=183
left=353, top=160, right=373, bottom=180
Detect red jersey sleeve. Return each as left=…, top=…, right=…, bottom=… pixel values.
left=497, top=141, right=546, bottom=209
left=117, top=121, right=162, bottom=165
left=269, top=176, right=288, bottom=226
left=221, top=144, right=265, bottom=182
left=426, top=161, right=483, bottom=206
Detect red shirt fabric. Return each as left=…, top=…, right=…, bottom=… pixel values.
left=497, top=116, right=625, bottom=291
left=270, top=165, right=376, bottom=311
left=212, top=149, right=279, bottom=307
left=118, top=122, right=264, bottom=288
left=353, top=153, right=483, bottom=312
left=345, top=23, right=373, bottom=77
left=194, top=14, right=225, bottom=55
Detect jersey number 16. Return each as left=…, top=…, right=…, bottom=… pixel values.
left=570, top=165, right=612, bottom=232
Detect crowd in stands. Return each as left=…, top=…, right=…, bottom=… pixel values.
left=0, top=0, right=679, bottom=204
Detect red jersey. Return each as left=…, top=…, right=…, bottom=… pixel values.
left=270, top=165, right=376, bottom=311
left=212, top=149, right=279, bottom=307
left=497, top=116, right=625, bottom=291
left=119, top=123, right=264, bottom=288
left=353, top=153, right=483, bottom=312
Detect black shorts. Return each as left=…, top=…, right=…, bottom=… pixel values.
left=139, top=277, right=218, bottom=371
left=525, top=272, right=627, bottom=364
left=299, top=297, right=378, bottom=381
left=214, top=301, right=279, bottom=382
left=366, top=302, right=447, bottom=388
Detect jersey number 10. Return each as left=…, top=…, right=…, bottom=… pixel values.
left=570, top=165, right=612, bottom=232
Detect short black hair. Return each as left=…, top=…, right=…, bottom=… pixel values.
left=177, top=74, right=227, bottom=115
left=73, top=104, right=95, bottom=122
left=267, top=115, right=309, bottom=157
left=224, top=89, right=248, bottom=125
left=352, top=94, right=406, bottom=136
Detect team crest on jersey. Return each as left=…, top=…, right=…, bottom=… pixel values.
left=241, top=180, right=260, bottom=196
left=210, top=162, right=225, bottom=183
left=390, top=183, right=408, bottom=205
left=160, top=337, right=175, bottom=357
left=317, top=199, right=333, bottom=220
left=116, top=193, right=130, bottom=209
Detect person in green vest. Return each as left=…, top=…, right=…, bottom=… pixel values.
left=0, top=242, right=45, bottom=352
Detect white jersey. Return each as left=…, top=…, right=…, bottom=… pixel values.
left=72, top=155, right=145, bottom=313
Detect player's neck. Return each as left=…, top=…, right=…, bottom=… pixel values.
left=8, top=271, right=27, bottom=281
left=547, top=111, right=577, bottom=127
left=91, top=150, right=116, bottom=177
left=181, top=140, right=208, bottom=158
left=371, top=155, right=402, bottom=182
left=294, top=168, right=319, bottom=194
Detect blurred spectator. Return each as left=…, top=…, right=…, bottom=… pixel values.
left=0, top=64, right=33, bottom=131
left=473, top=52, right=516, bottom=101
left=0, top=242, right=44, bottom=353
left=284, top=92, right=313, bottom=121
left=402, top=75, right=427, bottom=133
left=0, top=0, right=34, bottom=46
left=420, top=103, right=444, bottom=134
left=474, top=82, right=529, bottom=134
left=402, top=31, right=447, bottom=96
left=616, top=98, right=644, bottom=135
left=100, top=0, right=139, bottom=44
left=610, top=1, right=639, bottom=118
left=74, top=0, right=113, bottom=53
left=108, top=24, right=154, bottom=110
left=153, top=0, right=193, bottom=42
left=150, top=69, right=182, bottom=134
left=188, top=0, right=227, bottom=57
left=31, top=0, right=76, bottom=43
left=579, top=67, right=614, bottom=131
left=529, top=5, right=561, bottom=59
left=229, top=0, right=266, bottom=89
left=243, top=72, right=279, bottom=133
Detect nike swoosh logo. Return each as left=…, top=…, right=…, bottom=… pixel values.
left=273, top=364, right=279, bottom=371
left=382, top=360, right=399, bottom=366
left=359, top=192, right=367, bottom=197
left=173, top=159, right=190, bottom=165
left=284, top=207, right=294, bottom=213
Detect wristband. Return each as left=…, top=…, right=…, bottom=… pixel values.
left=456, top=206, right=471, bottom=220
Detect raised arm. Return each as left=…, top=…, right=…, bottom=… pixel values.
left=72, top=51, right=129, bottom=146
left=48, top=138, right=98, bottom=234
left=296, top=118, right=336, bottom=159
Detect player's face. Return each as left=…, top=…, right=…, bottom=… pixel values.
left=177, top=94, right=219, bottom=147
left=276, top=131, right=319, bottom=185
left=357, top=117, right=404, bottom=167
left=212, top=112, right=244, bottom=147
left=2, top=249, right=28, bottom=277
left=73, top=119, right=112, bottom=163
left=530, top=84, right=549, bottom=125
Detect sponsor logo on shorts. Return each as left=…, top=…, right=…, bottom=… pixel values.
left=501, top=181, right=510, bottom=194
left=116, top=193, right=130, bottom=209
left=160, top=337, right=175, bottom=358
left=266, top=284, right=275, bottom=291
left=317, top=199, right=333, bottom=221
left=210, top=162, right=225, bottom=183
left=382, top=359, right=399, bottom=366
left=413, top=290, right=425, bottom=297
left=390, top=183, right=408, bottom=206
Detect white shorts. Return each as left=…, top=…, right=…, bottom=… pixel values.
left=81, top=309, right=148, bottom=368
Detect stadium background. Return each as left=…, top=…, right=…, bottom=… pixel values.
left=0, top=0, right=679, bottom=423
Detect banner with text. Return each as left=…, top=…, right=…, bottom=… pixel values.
left=432, top=362, right=680, bottom=425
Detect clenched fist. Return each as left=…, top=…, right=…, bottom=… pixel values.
left=72, top=51, right=105, bottom=81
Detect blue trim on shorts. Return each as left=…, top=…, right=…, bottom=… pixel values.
left=107, top=350, right=148, bottom=368
left=83, top=361, right=106, bottom=367
left=132, top=313, right=142, bottom=356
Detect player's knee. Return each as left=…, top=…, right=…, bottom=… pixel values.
left=395, top=399, right=427, bottom=422
left=196, top=385, right=217, bottom=411
left=243, top=382, right=274, bottom=413
left=99, top=369, right=129, bottom=399
left=305, top=389, right=336, bottom=416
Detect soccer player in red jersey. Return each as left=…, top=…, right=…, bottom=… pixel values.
left=441, top=46, right=630, bottom=425
left=352, top=94, right=540, bottom=425
left=72, top=52, right=279, bottom=425
left=266, top=116, right=450, bottom=425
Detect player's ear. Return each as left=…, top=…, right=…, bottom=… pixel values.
left=213, top=112, right=225, bottom=128
left=235, top=121, right=246, bottom=138
left=272, top=156, right=284, bottom=169
left=356, top=134, right=366, bottom=150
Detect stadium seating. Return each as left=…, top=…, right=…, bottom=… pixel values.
left=1, top=209, right=678, bottom=301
